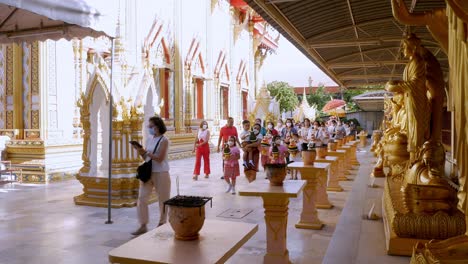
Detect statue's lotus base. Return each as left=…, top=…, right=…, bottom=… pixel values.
left=410, top=235, right=468, bottom=264
left=383, top=176, right=466, bottom=256
left=74, top=174, right=157, bottom=208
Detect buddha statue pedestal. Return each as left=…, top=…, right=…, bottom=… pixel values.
left=382, top=175, right=466, bottom=256
left=410, top=235, right=468, bottom=263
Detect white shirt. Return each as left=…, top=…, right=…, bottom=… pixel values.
left=145, top=135, right=170, bottom=172
left=198, top=129, right=209, bottom=142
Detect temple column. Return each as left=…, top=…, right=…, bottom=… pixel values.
left=173, top=0, right=184, bottom=134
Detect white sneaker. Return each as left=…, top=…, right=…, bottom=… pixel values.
left=231, top=187, right=236, bottom=194
left=225, top=184, right=232, bottom=193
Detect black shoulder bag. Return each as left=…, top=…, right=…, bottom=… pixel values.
left=136, top=136, right=163, bottom=183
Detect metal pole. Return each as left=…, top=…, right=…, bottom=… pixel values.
left=106, top=38, right=115, bottom=225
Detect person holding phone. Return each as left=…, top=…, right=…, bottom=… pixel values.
left=130, top=116, right=171, bottom=236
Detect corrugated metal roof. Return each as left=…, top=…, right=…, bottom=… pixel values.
left=245, top=0, right=448, bottom=88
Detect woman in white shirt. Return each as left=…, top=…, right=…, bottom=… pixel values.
left=299, top=118, right=311, bottom=142
left=192, top=120, right=211, bottom=180
left=131, top=116, right=171, bottom=235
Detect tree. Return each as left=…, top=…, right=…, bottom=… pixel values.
left=267, top=81, right=299, bottom=112
left=306, top=85, right=330, bottom=111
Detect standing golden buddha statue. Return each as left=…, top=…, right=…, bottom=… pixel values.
left=385, top=34, right=444, bottom=162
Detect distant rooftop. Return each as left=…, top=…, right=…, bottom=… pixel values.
left=352, top=90, right=392, bottom=111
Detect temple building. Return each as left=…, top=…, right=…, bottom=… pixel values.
left=0, top=0, right=279, bottom=186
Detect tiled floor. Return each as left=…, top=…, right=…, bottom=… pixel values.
left=0, top=148, right=409, bottom=264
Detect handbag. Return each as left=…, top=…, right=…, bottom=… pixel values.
left=136, top=136, right=163, bottom=183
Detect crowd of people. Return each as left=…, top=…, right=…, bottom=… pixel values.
left=129, top=115, right=357, bottom=235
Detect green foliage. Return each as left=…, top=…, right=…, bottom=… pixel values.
left=305, top=85, right=332, bottom=117
left=267, top=81, right=299, bottom=112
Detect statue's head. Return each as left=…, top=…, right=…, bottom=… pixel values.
left=420, top=141, right=445, bottom=168
left=393, top=92, right=404, bottom=107
left=402, top=34, right=422, bottom=58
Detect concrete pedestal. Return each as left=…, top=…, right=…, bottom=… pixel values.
left=239, top=180, right=306, bottom=264
left=326, top=150, right=348, bottom=181
left=109, top=219, right=258, bottom=264
left=316, top=156, right=342, bottom=192
left=288, top=162, right=332, bottom=229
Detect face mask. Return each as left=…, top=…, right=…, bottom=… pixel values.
left=253, top=129, right=259, bottom=134
left=267, top=124, right=273, bottom=129
left=148, top=127, right=155, bottom=135
left=286, top=123, right=291, bottom=127
left=275, top=140, right=281, bottom=145
left=202, top=125, right=207, bottom=129
left=277, top=123, right=282, bottom=127
left=228, top=141, right=234, bottom=146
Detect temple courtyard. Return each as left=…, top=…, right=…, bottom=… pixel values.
left=1, top=146, right=408, bottom=264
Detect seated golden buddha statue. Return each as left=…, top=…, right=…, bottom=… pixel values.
left=403, top=141, right=458, bottom=214
left=373, top=92, right=409, bottom=177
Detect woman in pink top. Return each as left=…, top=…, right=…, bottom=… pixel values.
left=224, top=136, right=240, bottom=194
left=192, top=120, right=211, bottom=180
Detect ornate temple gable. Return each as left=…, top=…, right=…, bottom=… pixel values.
left=252, top=20, right=280, bottom=58
left=230, top=1, right=251, bottom=43
left=185, top=38, right=206, bottom=77
left=236, top=59, right=249, bottom=88
left=132, top=71, right=159, bottom=111
left=214, top=50, right=230, bottom=84
left=84, top=68, right=118, bottom=107
left=143, top=18, right=174, bottom=69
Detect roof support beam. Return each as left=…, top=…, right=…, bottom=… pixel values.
left=308, top=37, right=402, bottom=48
left=306, top=17, right=395, bottom=41
left=329, top=60, right=408, bottom=68
left=345, top=82, right=385, bottom=87
left=339, top=74, right=401, bottom=80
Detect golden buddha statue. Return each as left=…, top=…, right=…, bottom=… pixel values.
left=373, top=91, right=409, bottom=177
left=385, top=34, right=445, bottom=162
left=381, top=34, right=464, bottom=255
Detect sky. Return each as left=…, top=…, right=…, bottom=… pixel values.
left=262, top=36, right=337, bottom=87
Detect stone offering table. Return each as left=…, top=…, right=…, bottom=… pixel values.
left=108, top=219, right=258, bottom=264
left=288, top=162, right=331, bottom=229
left=345, top=140, right=360, bottom=166
left=359, top=133, right=367, bottom=147
left=315, top=156, right=342, bottom=192
left=239, top=180, right=306, bottom=264
left=326, top=150, right=348, bottom=181
left=337, top=145, right=353, bottom=174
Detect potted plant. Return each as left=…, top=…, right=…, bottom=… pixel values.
left=164, top=195, right=213, bottom=240
left=302, top=142, right=317, bottom=165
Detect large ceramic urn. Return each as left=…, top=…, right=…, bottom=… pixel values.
left=164, top=195, right=212, bottom=241
left=264, top=163, right=287, bottom=186
left=302, top=143, right=317, bottom=165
